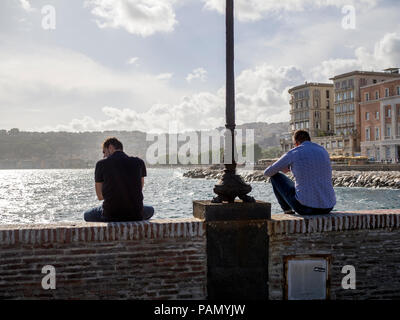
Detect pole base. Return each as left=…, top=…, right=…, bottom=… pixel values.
left=212, top=169, right=255, bottom=203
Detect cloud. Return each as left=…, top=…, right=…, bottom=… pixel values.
left=127, top=56, right=139, bottom=65
left=0, top=44, right=187, bottom=130
left=311, top=32, right=400, bottom=81
left=84, top=0, right=178, bottom=37
left=203, top=0, right=379, bottom=22
left=186, top=68, right=208, bottom=83
left=156, top=73, right=174, bottom=80
left=18, top=0, right=34, bottom=12
left=50, top=64, right=305, bottom=132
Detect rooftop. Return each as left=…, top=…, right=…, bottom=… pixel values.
left=330, top=70, right=400, bottom=81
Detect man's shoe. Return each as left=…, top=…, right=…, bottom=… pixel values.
left=284, top=210, right=295, bottom=215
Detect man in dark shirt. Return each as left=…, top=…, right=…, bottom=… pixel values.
left=84, top=137, right=154, bottom=222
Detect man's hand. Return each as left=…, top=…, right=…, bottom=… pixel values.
left=281, top=166, right=291, bottom=174
left=95, top=182, right=104, bottom=200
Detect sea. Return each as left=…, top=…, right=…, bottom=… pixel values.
left=0, top=168, right=399, bottom=225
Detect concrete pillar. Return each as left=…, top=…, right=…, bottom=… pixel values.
left=193, top=200, right=271, bottom=300
left=391, top=104, right=397, bottom=139
left=380, top=145, right=386, bottom=161
left=380, top=102, right=386, bottom=140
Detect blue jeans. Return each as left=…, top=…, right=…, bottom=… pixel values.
left=270, top=173, right=332, bottom=215
left=84, top=205, right=154, bottom=222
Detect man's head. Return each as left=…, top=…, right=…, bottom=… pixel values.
left=293, top=130, right=311, bottom=147
left=102, top=137, right=123, bottom=158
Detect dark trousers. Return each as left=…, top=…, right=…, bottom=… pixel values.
left=270, top=173, right=333, bottom=215
left=84, top=205, right=154, bottom=222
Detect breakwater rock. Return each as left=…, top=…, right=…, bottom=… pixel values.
left=183, top=168, right=400, bottom=189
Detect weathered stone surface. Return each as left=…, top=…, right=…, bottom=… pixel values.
left=184, top=169, right=400, bottom=189
left=193, top=200, right=271, bottom=221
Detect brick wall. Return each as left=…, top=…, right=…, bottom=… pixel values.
left=268, top=209, right=400, bottom=299
left=2, top=210, right=400, bottom=300
left=0, top=218, right=206, bottom=300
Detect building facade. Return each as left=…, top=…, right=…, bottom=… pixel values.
left=281, top=70, right=400, bottom=156
left=360, top=78, right=400, bottom=162
left=328, top=70, right=400, bottom=156
left=281, top=82, right=334, bottom=152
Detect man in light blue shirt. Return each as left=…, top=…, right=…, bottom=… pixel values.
left=264, top=130, right=336, bottom=215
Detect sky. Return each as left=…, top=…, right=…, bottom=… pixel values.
left=0, top=0, right=399, bottom=133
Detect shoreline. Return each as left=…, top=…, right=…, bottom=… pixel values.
left=183, top=168, right=400, bottom=189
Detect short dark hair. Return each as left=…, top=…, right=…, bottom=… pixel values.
left=102, top=137, right=123, bottom=150
left=293, top=130, right=311, bottom=144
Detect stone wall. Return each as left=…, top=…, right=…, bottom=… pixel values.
left=0, top=219, right=206, bottom=300
left=268, top=210, right=400, bottom=299
left=1, top=210, right=400, bottom=300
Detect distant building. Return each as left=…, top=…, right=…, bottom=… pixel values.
left=281, top=69, right=400, bottom=156
left=359, top=77, right=400, bottom=162
left=281, top=82, right=334, bottom=152
left=328, top=70, right=400, bottom=155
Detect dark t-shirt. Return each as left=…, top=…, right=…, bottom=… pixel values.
left=95, top=151, right=147, bottom=221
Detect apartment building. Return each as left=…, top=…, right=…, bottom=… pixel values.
left=281, top=82, right=334, bottom=152
left=328, top=70, right=400, bottom=155
left=281, top=69, right=400, bottom=156
left=360, top=78, right=400, bottom=162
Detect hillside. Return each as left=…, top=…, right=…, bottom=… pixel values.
left=0, top=122, right=289, bottom=169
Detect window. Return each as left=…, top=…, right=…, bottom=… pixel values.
left=336, top=93, right=340, bottom=101
left=349, top=79, right=354, bottom=87
left=385, top=88, right=389, bottom=97
left=365, top=112, right=370, bottom=120
left=366, top=128, right=370, bottom=141
left=365, top=93, right=370, bottom=101
left=335, top=82, right=340, bottom=89
left=387, top=126, right=391, bottom=137
left=328, top=122, right=331, bottom=131
left=341, top=80, right=347, bottom=88
left=327, top=100, right=330, bottom=108
left=338, top=141, right=343, bottom=148
left=375, top=127, right=380, bottom=140
left=376, top=111, right=379, bottom=120
left=387, top=108, right=391, bottom=118
left=375, top=91, right=379, bottom=99
left=327, top=111, right=330, bottom=119
left=332, top=141, right=337, bottom=148
left=326, top=142, right=330, bottom=149
left=350, top=91, right=354, bottom=99
left=373, top=79, right=377, bottom=84
left=397, top=86, right=400, bottom=95
left=343, top=92, right=347, bottom=100
left=326, top=90, right=330, bottom=99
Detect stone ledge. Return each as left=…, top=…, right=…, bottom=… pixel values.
left=0, top=218, right=205, bottom=245
left=268, top=209, right=400, bottom=235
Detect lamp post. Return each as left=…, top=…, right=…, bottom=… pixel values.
left=212, top=0, right=255, bottom=203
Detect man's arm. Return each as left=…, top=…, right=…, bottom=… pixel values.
left=263, top=152, right=292, bottom=177
left=141, top=177, right=144, bottom=190
left=95, top=182, right=103, bottom=200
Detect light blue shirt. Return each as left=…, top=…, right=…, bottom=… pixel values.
left=264, top=141, right=336, bottom=209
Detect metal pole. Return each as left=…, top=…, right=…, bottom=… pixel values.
left=226, top=0, right=236, bottom=172
left=212, top=0, right=254, bottom=203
